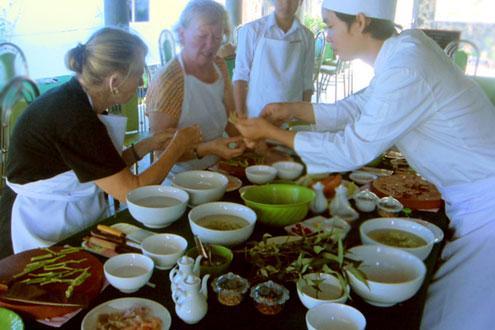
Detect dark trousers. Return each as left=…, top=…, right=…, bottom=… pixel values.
left=0, top=185, right=15, bottom=258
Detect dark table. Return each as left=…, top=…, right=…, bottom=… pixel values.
left=23, top=189, right=448, bottom=330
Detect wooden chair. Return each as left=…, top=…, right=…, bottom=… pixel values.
left=0, top=76, right=40, bottom=187
left=159, top=29, right=176, bottom=66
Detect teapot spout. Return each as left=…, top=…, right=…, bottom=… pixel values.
left=193, top=255, right=203, bottom=276
left=200, top=274, right=210, bottom=299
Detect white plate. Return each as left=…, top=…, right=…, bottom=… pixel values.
left=81, top=297, right=171, bottom=330
left=226, top=174, right=242, bottom=192
left=409, top=219, right=444, bottom=244
left=111, top=223, right=155, bottom=243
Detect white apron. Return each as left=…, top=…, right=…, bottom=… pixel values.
left=421, top=176, right=495, bottom=330
left=246, top=24, right=305, bottom=118
left=7, top=114, right=127, bottom=253
left=163, top=55, right=227, bottom=185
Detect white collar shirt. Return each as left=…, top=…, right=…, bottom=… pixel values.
left=233, top=12, right=315, bottom=92
left=294, top=29, right=495, bottom=189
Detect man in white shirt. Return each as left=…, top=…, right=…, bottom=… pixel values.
left=233, top=0, right=314, bottom=118
left=234, top=1, right=495, bottom=329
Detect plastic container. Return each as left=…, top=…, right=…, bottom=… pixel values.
left=212, top=272, right=250, bottom=306
left=250, top=281, right=289, bottom=315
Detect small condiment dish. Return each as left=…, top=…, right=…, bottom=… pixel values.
left=245, top=165, right=277, bottom=184
left=353, top=190, right=379, bottom=212
left=104, top=253, right=154, bottom=293
left=141, top=234, right=188, bottom=270
left=250, top=280, right=289, bottom=315
left=272, top=161, right=304, bottom=181
left=306, top=302, right=366, bottom=330
left=185, top=244, right=233, bottom=277
left=297, top=273, right=349, bottom=309
left=377, top=196, right=403, bottom=217
left=212, top=272, right=250, bottom=306
left=349, top=171, right=378, bottom=185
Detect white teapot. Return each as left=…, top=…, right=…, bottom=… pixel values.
left=169, top=255, right=202, bottom=293
left=173, top=274, right=210, bottom=325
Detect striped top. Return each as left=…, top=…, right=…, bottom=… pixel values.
left=145, top=55, right=232, bottom=122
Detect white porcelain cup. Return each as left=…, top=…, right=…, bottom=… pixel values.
left=306, top=302, right=366, bottom=330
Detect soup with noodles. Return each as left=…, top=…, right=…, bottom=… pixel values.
left=196, top=215, right=249, bottom=231
left=368, top=228, right=427, bottom=248
left=135, top=196, right=182, bottom=208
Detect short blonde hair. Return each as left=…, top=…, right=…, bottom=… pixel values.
left=65, top=27, right=148, bottom=86
left=174, top=0, right=229, bottom=45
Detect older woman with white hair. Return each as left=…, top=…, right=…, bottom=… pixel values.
left=234, top=1, right=495, bottom=329
left=146, top=0, right=245, bottom=183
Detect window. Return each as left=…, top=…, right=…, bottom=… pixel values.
left=129, top=0, right=149, bottom=23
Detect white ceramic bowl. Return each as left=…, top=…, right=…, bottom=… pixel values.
left=306, top=302, right=366, bottom=330
left=172, top=170, right=228, bottom=205
left=141, top=234, right=188, bottom=270
left=349, top=171, right=378, bottom=185
left=245, top=165, right=277, bottom=184
left=359, top=217, right=435, bottom=260
left=297, top=273, right=349, bottom=309
left=188, top=202, right=257, bottom=246
left=272, top=161, right=304, bottom=180
left=346, top=245, right=426, bottom=307
left=104, top=253, right=154, bottom=293
left=127, top=185, right=189, bottom=228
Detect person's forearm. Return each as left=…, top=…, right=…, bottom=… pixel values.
left=289, top=102, right=316, bottom=124
left=121, top=137, right=153, bottom=166
left=302, top=90, right=313, bottom=102
left=196, top=142, right=211, bottom=158
left=265, top=126, right=297, bottom=149
left=233, top=80, right=248, bottom=116
left=136, top=140, right=183, bottom=186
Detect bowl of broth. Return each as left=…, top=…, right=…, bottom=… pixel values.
left=306, top=302, right=366, bottom=330
left=141, top=234, right=188, bottom=270
left=346, top=245, right=426, bottom=307
left=172, top=170, right=228, bottom=206
left=188, top=202, right=257, bottom=246
left=359, top=217, right=435, bottom=260
left=127, top=185, right=189, bottom=228
left=245, top=165, right=277, bottom=184
left=104, top=253, right=154, bottom=293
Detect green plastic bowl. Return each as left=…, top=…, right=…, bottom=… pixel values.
left=240, top=184, right=315, bottom=227
left=186, top=245, right=233, bottom=277
left=0, top=308, right=23, bottom=330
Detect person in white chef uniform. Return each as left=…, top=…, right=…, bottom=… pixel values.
left=0, top=28, right=201, bottom=256
left=233, top=0, right=315, bottom=118
left=233, top=1, right=495, bottom=329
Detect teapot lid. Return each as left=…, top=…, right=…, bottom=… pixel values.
left=178, top=256, right=194, bottom=265
left=184, top=274, right=200, bottom=286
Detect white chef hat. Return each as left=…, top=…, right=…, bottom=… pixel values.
left=322, top=0, right=397, bottom=21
